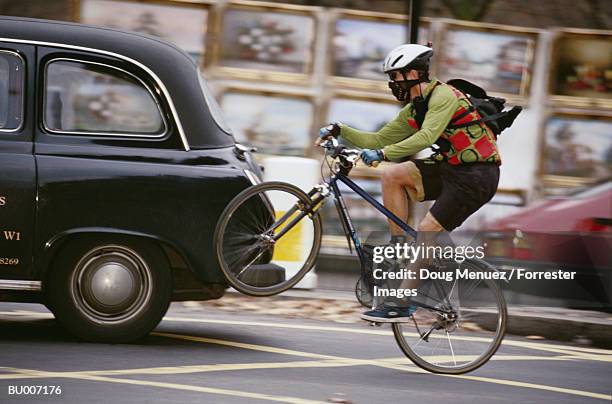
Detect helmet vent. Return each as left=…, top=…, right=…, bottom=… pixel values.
left=391, top=55, right=403, bottom=67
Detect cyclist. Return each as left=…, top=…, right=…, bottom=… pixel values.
left=318, top=44, right=501, bottom=322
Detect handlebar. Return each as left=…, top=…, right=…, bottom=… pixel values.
left=319, top=138, right=379, bottom=167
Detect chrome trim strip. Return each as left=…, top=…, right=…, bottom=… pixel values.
left=0, top=49, right=25, bottom=133
left=42, top=57, right=169, bottom=139
left=0, top=279, right=41, bottom=291
left=244, top=169, right=261, bottom=186
left=0, top=37, right=191, bottom=151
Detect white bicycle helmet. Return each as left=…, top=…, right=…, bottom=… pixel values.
left=382, top=44, right=433, bottom=74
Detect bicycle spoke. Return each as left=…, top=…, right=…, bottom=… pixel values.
left=462, top=278, right=484, bottom=301
left=446, top=331, right=457, bottom=366
left=227, top=243, right=262, bottom=271
left=392, top=262, right=506, bottom=373
left=412, top=323, right=436, bottom=350
left=236, top=249, right=266, bottom=278
left=216, top=183, right=322, bottom=296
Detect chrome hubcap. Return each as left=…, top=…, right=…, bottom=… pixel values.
left=89, top=262, right=135, bottom=307
left=72, top=245, right=152, bottom=324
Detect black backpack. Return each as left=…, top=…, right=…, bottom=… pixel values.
left=414, top=79, right=522, bottom=154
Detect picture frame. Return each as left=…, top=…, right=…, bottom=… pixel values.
left=325, top=91, right=402, bottom=177
left=329, top=9, right=432, bottom=91
left=434, top=20, right=539, bottom=101
left=539, top=111, right=612, bottom=190
left=218, top=87, right=315, bottom=156
left=327, top=93, right=400, bottom=132
left=76, top=0, right=212, bottom=66
left=210, top=0, right=319, bottom=84
left=548, top=28, right=612, bottom=109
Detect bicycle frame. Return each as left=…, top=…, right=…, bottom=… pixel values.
left=330, top=172, right=417, bottom=256
left=268, top=167, right=416, bottom=267
left=265, top=170, right=453, bottom=314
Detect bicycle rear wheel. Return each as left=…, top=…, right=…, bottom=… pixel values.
left=392, top=260, right=507, bottom=374
left=214, top=181, right=322, bottom=296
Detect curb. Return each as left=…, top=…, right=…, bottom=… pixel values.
left=500, top=309, right=612, bottom=348
left=226, top=289, right=612, bottom=348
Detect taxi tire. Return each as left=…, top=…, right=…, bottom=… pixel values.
left=46, top=236, right=172, bottom=343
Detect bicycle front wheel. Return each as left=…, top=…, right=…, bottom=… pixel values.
left=392, top=259, right=507, bottom=374
left=214, top=181, right=323, bottom=296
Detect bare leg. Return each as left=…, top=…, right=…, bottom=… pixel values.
left=379, top=162, right=446, bottom=307
left=381, top=162, right=419, bottom=236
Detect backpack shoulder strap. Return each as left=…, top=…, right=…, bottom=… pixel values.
left=414, top=81, right=441, bottom=128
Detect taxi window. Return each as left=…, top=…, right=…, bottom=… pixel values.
left=0, top=51, right=25, bottom=132
left=44, top=59, right=166, bottom=136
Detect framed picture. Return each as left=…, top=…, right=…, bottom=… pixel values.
left=78, top=0, right=210, bottom=64
left=212, top=1, right=318, bottom=82
left=330, top=10, right=431, bottom=90
left=327, top=94, right=400, bottom=136
left=549, top=28, right=612, bottom=109
left=326, top=92, right=401, bottom=176
left=435, top=20, right=538, bottom=99
left=541, top=113, right=612, bottom=189
left=219, top=88, right=314, bottom=156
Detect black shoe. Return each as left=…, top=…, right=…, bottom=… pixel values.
left=360, top=305, right=416, bottom=323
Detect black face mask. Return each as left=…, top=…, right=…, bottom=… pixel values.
left=388, top=79, right=422, bottom=102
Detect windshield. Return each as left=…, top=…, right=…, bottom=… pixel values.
left=548, top=179, right=612, bottom=199
left=198, top=70, right=233, bottom=135
left=572, top=180, right=612, bottom=198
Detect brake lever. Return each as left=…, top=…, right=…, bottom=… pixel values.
left=320, top=138, right=339, bottom=151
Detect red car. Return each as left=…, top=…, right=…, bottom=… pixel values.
left=482, top=180, right=611, bottom=310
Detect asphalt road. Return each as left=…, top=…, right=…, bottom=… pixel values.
left=0, top=302, right=611, bottom=404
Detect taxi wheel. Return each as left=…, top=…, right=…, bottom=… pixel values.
left=46, top=236, right=172, bottom=343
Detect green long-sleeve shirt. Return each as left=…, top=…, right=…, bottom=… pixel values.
left=340, top=79, right=459, bottom=161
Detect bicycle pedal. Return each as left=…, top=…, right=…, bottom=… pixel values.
left=369, top=321, right=382, bottom=327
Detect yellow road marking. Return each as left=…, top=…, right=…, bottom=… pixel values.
left=1, top=309, right=611, bottom=401
left=381, top=355, right=576, bottom=364
left=2, top=368, right=324, bottom=404
left=0, top=354, right=571, bottom=381
left=0, top=360, right=362, bottom=380
left=1, top=333, right=609, bottom=402
left=161, top=315, right=612, bottom=359
left=79, top=360, right=362, bottom=376
left=375, top=361, right=612, bottom=401
left=1, top=310, right=610, bottom=358
left=152, top=332, right=341, bottom=360
left=156, top=331, right=611, bottom=401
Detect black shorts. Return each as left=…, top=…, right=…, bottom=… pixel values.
left=412, top=159, right=500, bottom=231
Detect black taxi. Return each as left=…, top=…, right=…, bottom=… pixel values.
left=0, top=16, right=262, bottom=342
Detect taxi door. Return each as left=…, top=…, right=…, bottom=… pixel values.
left=0, top=42, right=36, bottom=284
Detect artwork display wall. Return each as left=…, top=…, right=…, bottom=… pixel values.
left=77, top=0, right=612, bottom=199
left=549, top=29, right=612, bottom=108
left=220, top=90, right=314, bottom=156
left=436, top=22, right=537, bottom=98
left=542, top=114, right=612, bottom=184
left=216, top=5, right=316, bottom=76
left=79, top=0, right=209, bottom=63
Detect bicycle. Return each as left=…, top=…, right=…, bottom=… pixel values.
left=213, top=138, right=507, bottom=374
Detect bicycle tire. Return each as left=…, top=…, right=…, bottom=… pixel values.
left=391, top=259, right=507, bottom=374
left=214, top=181, right=323, bottom=296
